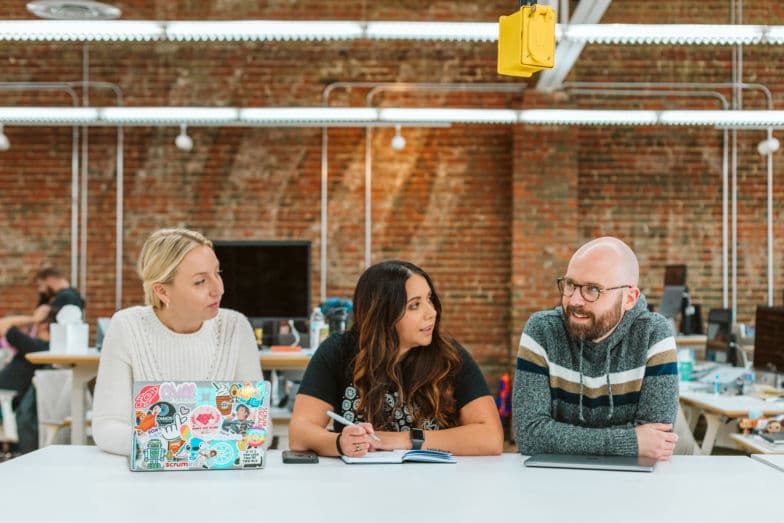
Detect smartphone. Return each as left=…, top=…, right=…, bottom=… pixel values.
left=282, top=450, right=319, bottom=464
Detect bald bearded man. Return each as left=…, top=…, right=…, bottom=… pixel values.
left=513, top=237, right=679, bottom=460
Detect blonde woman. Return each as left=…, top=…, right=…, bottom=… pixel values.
left=93, top=228, right=262, bottom=455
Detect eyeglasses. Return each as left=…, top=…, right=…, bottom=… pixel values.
left=556, top=277, right=631, bottom=303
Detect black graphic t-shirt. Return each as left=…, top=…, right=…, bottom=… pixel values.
left=47, top=287, right=86, bottom=323
left=297, top=331, right=491, bottom=432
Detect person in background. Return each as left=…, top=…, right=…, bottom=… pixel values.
left=289, top=260, right=503, bottom=457
left=0, top=267, right=85, bottom=396
left=92, top=228, right=262, bottom=455
left=0, top=267, right=85, bottom=452
left=513, top=237, right=679, bottom=460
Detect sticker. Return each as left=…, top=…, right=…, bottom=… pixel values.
left=245, top=428, right=268, bottom=448
left=159, top=382, right=197, bottom=404
left=240, top=448, right=263, bottom=468
left=190, top=405, right=222, bottom=437
left=134, top=385, right=160, bottom=410
left=143, top=439, right=165, bottom=470
left=209, top=441, right=237, bottom=468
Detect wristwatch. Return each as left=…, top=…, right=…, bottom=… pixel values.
left=410, top=428, right=425, bottom=450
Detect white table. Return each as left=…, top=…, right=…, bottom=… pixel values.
left=731, top=433, right=784, bottom=454
left=679, top=382, right=784, bottom=454
left=0, top=446, right=781, bottom=522
left=751, top=453, right=784, bottom=473
left=25, top=350, right=312, bottom=445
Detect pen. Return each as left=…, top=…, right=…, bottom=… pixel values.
left=326, top=410, right=381, bottom=441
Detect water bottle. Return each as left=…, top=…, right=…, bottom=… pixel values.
left=309, top=307, right=326, bottom=351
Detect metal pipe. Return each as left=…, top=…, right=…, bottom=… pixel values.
left=564, top=80, right=775, bottom=315
left=767, top=127, right=774, bottom=306
left=323, top=82, right=525, bottom=286
left=363, top=82, right=526, bottom=269
left=565, top=85, right=731, bottom=308
left=723, top=129, right=729, bottom=308
left=0, top=83, right=80, bottom=285
left=80, top=45, right=89, bottom=299
left=0, top=80, right=125, bottom=307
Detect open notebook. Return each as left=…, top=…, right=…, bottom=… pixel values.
left=130, top=380, right=271, bottom=471
left=341, top=449, right=455, bottom=464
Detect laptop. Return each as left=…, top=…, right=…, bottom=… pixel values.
left=130, top=380, right=271, bottom=471
left=759, top=432, right=784, bottom=445
left=524, top=454, right=657, bottom=472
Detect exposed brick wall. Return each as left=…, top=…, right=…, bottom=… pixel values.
left=1, top=1, right=784, bottom=388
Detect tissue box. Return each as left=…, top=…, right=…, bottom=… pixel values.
left=50, top=323, right=89, bottom=354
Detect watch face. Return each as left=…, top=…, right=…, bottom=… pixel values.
left=411, top=428, right=424, bottom=441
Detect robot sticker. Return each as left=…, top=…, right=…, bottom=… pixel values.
left=143, top=439, right=165, bottom=470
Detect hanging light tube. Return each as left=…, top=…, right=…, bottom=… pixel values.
left=99, top=107, right=239, bottom=125
left=2, top=106, right=784, bottom=127
left=0, top=20, right=164, bottom=42
left=166, top=21, right=365, bottom=42
left=1, top=20, right=784, bottom=45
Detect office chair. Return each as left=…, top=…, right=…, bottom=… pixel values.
left=0, top=388, right=19, bottom=448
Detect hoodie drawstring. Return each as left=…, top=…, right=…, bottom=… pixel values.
left=578, top=339, right=585, bottom=422
left=578, top=337, right=616, bottom=422
left=605, top=350, right=614, bottom=420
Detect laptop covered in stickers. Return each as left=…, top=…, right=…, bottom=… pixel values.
left=130, top=380, right=271, bottom=471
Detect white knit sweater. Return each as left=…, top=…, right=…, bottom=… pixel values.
left=92, top=306, right=263, bottom=455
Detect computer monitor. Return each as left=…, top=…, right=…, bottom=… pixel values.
left=212, top=240, right=311, bottom=321
left=664, top=265, right=687, bottom=286
left=659, top=285, right=685, bottom=320
left=753, top=306, right=784, bottom=373
left=95, top=317, right=111, bottom=351
left=705, top=308, right=732, bottom=363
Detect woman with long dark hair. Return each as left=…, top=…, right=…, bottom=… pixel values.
left=289, top=260, right=502, bottom=457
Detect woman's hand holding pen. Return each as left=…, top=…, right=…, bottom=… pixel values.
left=340, top=423, right=377, bottom=457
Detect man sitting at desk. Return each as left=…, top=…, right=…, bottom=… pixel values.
left=0, top=267, right=85, bottom=397
left=0, top=267, right=85, bottom=451
left=513, top=237, right=679, bottom=460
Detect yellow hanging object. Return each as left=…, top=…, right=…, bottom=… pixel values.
left=497, top=4, right=556, bottom=78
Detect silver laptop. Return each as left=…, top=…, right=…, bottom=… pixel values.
left=524, top=454, right=657, bottom=472
left=130, top=380, right=271, bottom=471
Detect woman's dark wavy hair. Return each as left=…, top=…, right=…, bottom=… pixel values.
left=350, top=260, right=462, bottom=429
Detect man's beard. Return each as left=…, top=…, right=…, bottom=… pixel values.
left=565, top=294, right=624, bottom=341
left=38, top=287, right=55, bottom=305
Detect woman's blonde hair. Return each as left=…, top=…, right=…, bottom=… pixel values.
left=138, top=228, right=212, bottom=309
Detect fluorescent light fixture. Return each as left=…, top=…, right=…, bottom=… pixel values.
left=1, top=20, right=784, bottom=45
left=365, top=22, right=497, bottom=41
left=563, top=24, right=765, bottom=45
left=659, top=110, right=784, bottom=127
left=3, top=106, right=784, bottom=128
left=520, top=109, right=659, bottom=125
left=766, top=26, right=784, bottom=45
left=0, top=106, right=98, bottom=124
left=100, top=107, right=239, bottom=125
left=0, top=124, right=9, bottom=151
left=240, top=107, right=379, bottom=124
left=166, top=21, right=364, bottom=42
left=379, top=108, right=518, bottom=124
left=0, top=20, right=164, bottom=41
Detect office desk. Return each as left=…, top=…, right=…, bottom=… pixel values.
left=751, top=453, right=784, bottom=473
left=675, top=335, right=707, bottom=347
left=731, top=433, right=784, bottom=454
left=0, top=446, right=781, bottom=523
left=679, top=383, right=784, bottom=454
left=25, top=350, right=312, bottom=445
